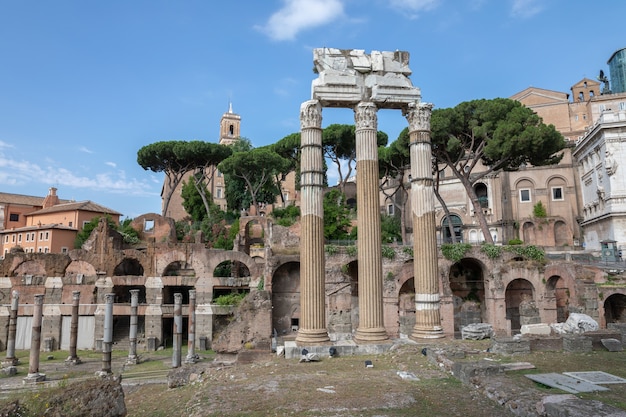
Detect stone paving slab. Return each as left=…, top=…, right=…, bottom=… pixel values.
left=525, top=373, right=609, bottom=394
left=564, top=371, right=626, bottom=385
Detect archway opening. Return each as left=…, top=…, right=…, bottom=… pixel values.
left=271, top=262, right=300, bottom=336
left=114, top=258, right=144, bottom=276
left=398, top=278, right=415, bottom=337
left=546, top=275, right=569, bottom=323
left=604, top=293, right=626, bottom=324
left=449, top=258, right=485, bottom=338
left=442, top=214, right=463, bottom=243
left=505, top=278, right=536, bottom=334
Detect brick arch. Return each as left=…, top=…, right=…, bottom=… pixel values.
left=12, top=259, right=46, bottom=277
left=64, top=260, right=97, bottom=278
left=207, top=250, right=260, bottom=278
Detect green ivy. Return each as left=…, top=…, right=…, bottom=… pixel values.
left=381, top=245, right=396, bottom=259
left=504, top=244, right=545, bottom=261
left=213, top=292, right=246, bottom=306
left=325, top=244, right=338, bottom=255
left=402, top=246, right=414, bottom=258
left=441, top=243, right=472, bottom=262
left=480, top=243, right=502, bottom=259
left=346, top=245, right=357, bottom=256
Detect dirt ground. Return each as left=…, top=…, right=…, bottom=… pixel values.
left=2, top=339, right=626, bottom=417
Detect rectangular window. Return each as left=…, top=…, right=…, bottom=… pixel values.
left=9, top=213, right=19, bottom=222
left=217, top=170, right=222, bottom=177
left=44, top=247, right=49, bottom=253
left=69, top=221, right=73, bottom=227
left=18, top=234, right=22, bottom=243
left=519, top=189, right=531, bottom=202
left=12, top=234, right=15, bottom=243
left=31, top=233, right=35, bottom=241
left=144, top=219, right=155, bottom=232
left=4, top=236, right=8, bottom=243
left=61, top=247, right=68, bottom=254
left=38, top=247, right=43, bottom=253
left=552, top=187, right=564, bottom=201
left=216, top=188, right=222, bottom=199
left=44, top=232, right=49, bottom=240
left=39, top=232, right=43, bottom=240
left=620, top=102, right=626, bottom=111
left=25, top=234, right=30, bottom=242
left=387, top=204, right=395, bottom=215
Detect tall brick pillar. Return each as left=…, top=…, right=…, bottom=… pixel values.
left=296, top=100, right=330, bottom=344
left=405, top=102, right=444, bottom=339
left=354, top=102, right=388, bottom=343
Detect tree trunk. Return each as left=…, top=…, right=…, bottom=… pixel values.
left=459, top=175, right=494, bottom=244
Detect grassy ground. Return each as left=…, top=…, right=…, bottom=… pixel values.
left=2, top=340, right=626, bottom=416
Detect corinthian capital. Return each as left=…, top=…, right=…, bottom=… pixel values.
left=405, top=102, right=433, bottom=132
left=300, top=100, right=322, bottom=130
left=354, top=102, right=378, bottom=130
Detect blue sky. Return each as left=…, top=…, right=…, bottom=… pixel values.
left=1, top=0, right=624, bottom=219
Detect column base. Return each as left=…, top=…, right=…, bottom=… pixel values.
left=23, top=373, right=46, bottom=383
left=126, top=355, right=139, bottom=365
left=354, top=327, right=388, bottom=343
left=65, top=356, right=82, bottom=365
left=295, top=329, right=330, bottom=344
left=410, top=326, right=445, bottom=340
left=2, top=357, right=19, bottom=367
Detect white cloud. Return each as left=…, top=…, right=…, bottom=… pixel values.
left=0, top=156, right=154, bottom=196
left=510, top=0, right=543, bottom=18
left=79, top=146, right=94, bottom=154
left=0, top=140, right=14, bottom=149
left=258, top=0, right=344, bottom=41
left=105, top=161, right=117, bottom=168
left=389, top=0, right=440, bottom=18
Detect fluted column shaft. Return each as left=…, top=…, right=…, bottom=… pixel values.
left=128, top=289, right=139, bottom=362
left=355, top=102, right=388, bottom=342
left=185, top=290, right=197, bottom=363
left=172, top=293, right=183, bottom=368
left=406, top=102, right=444, bottom=339
left=101, top=293, right=114, bottom=374
left=68, top=291, right=81, bottom=362
left=296, top=100, right=329, bottom=344
left=28, top=294, right=44, bottom=376
left=4, top=291, right=19, bottom=365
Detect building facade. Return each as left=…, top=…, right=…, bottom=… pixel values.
left=0, top=188, right=121, bottom=256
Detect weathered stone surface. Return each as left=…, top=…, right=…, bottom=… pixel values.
left=541, top=394, right=626, bottom=416
left=461, top=323, right=494, bottom=340
left=37, top=376, right=125, bottom=417
left=211, top=290, right=272, bottom=354
left=601, top=338, right=624, bottom=352
left=551, top=313, right=599, bottom=334
left=562, top=335, right=592, bottom=353
left=521, top=323, right=551, bottom=335
left=491, top=337, right=531, bottom=355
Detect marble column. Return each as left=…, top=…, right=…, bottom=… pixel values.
left=354, top=102, right=388, bottom=343
left=127, top=289, right=139, bottom=364
left=3, top=290, right=19, bottom=366
left=172, top=293, right=182, bottom=368
left=405, top=102, right=444, bottom=339
left=24, top=294, right=45, bottom=383
left=296, top=100, right=329, bottom=344
left=101, top=293, right=114, bottom=375
left=185, top=290, right=197, bottom=363
left=66, top=291, right=82, bottom=364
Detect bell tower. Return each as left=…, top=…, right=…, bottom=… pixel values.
left=219, top=103, right=241, bottom=146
